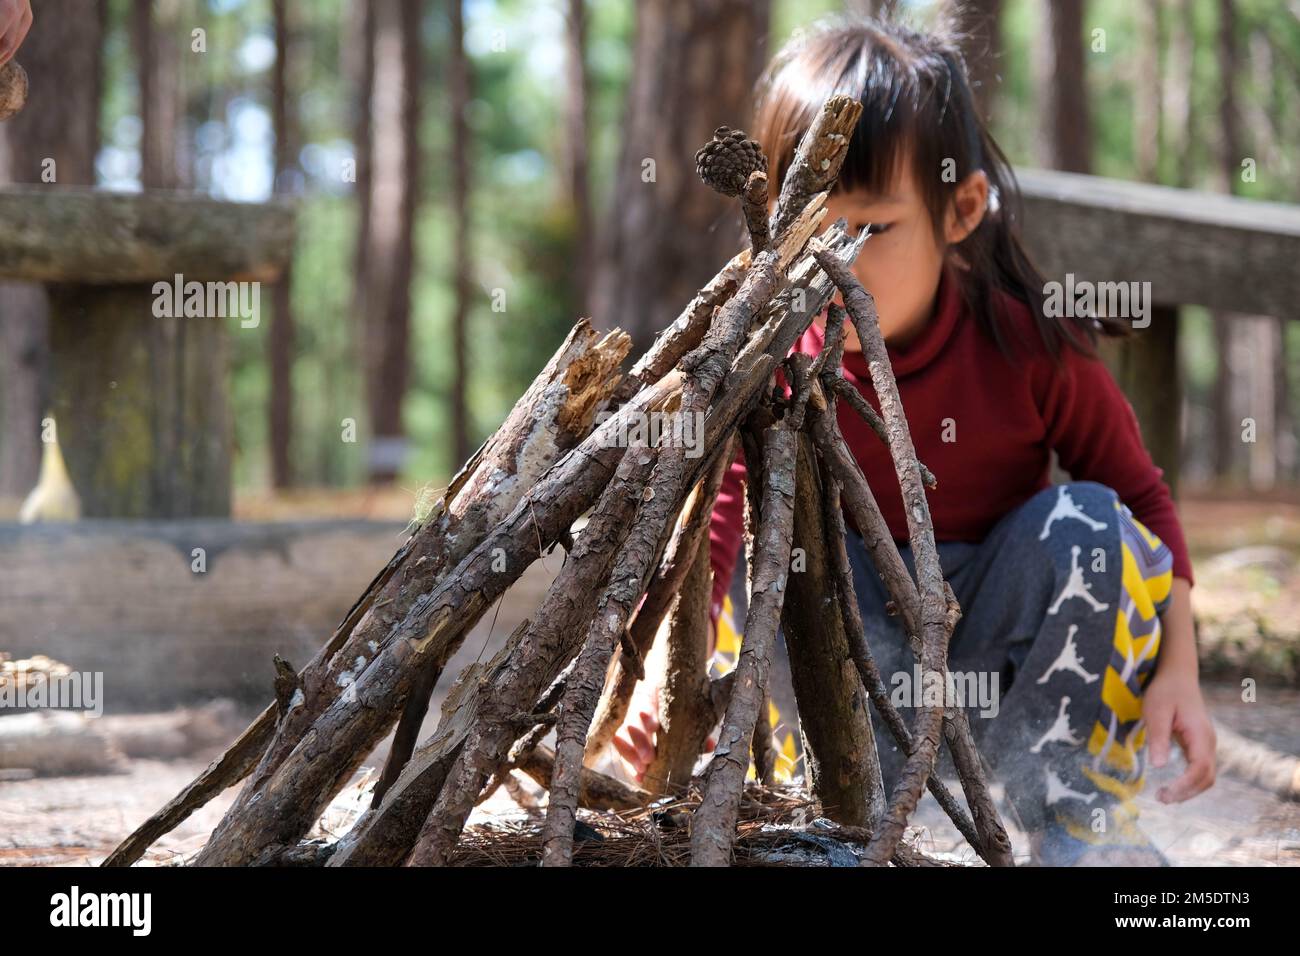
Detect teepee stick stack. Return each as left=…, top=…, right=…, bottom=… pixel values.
left=106, top=94, right=1015, bottom=869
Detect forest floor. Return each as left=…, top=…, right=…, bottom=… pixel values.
left=3, top=680, right=1297, bottom=867
left=1, top=489, right=1297, bottom=866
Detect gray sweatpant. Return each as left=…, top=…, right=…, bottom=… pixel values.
left=840, top=480, right=1175, bottom=840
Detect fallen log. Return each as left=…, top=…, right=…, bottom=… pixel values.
left=0, top=711, right=125, bottom=777
left=1215, top=723, right=1300, bottom=801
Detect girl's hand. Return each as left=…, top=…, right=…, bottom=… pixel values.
left=0, top=0, right=32, bottom=66
left=1143, top=668, right=1216, bottom=803
left=612, top=619, right=720, bottom=785
left=612, top=680, right=662, bottom=785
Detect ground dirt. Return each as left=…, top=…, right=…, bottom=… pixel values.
left=2, top=490, right=1297, bottom=866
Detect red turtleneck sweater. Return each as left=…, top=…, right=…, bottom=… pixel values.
left=707, top=266, right=1194, bottom=621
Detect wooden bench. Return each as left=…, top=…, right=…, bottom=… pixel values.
left=1017, top=168, right=1300, bottom=492
left=0, top=186, right=295, bottom=516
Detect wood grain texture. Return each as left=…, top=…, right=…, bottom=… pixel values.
left=0, top=187, right=295, bottom=283
left=1017, top=167, right=1300, bottom=319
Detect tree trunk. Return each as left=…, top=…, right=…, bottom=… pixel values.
left=1133, top=0, right=1161, bottom=182
left=564, top=0, right=593, bottom=317
left=1276, top=317, right=1293, bottom=480
left=448, top=0, right=472, bottom=467
left=1246, top=317, right=1277, bottom=489
left=269, top=0, right=297, bottom=488
left=0, top=0, right=105, bottom=499
left=133, top=0, right=186, bottom=190
left=347, top=0, right=375, bottom=386
left=362, top=0, right=423, bottom=483
left=1035, top=0, right=1091, bottom=173
left=590, top=0, right=771, bottom=355
left=1161, top=0, right=1196, bottom=189
left=1211, top=0, right=1240, bottom=482
left=1117, top=2, right=1180, bottom=492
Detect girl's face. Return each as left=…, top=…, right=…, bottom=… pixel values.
left=814, top=156, right=989, bottom=352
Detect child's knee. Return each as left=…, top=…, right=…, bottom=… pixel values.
left=1114, top=501, right=1176, bottom=619
left=1028, top=482, right=1121, bottom=564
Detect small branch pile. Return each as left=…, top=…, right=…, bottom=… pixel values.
left=104, top=96, right=1015, bottom=868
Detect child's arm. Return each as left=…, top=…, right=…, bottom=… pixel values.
left=1034, top=346, right=1195, bottom=586
left=611, top=443, right=745, bottom=781
left=706, top=443, right=749, bottom=657
left=1143, top=578, right=1217, bottom=802
left=1034, top=344, right=1215, bottom=801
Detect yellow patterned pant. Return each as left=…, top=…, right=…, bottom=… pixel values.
left=715, top=481, right=1176, bottom=849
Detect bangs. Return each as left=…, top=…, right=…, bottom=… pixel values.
left=748, top=17, right=1093, bottom=365
left=754, top=22, right=981, bottom=225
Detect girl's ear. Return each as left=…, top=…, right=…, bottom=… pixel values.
left=945, top=170, right=989, bottom=245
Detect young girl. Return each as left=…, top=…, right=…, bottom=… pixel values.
left=613, top=18, right=1217, bottom=866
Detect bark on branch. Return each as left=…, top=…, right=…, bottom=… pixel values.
left=690, top=425, right=797, bottom=867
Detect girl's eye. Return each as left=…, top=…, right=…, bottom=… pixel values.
left=857, top=222, right=892, bottom=237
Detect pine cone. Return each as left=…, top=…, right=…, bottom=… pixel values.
left=0, top=61, right=28, bottom=122
left=695, top=126, right=767, bottom=196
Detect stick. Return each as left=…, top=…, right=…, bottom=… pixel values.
left=515, top=743, right=654, bottom=812
left=819, top=467, right=984, bottom=855
left=478, top=668, right=571, bottom=805
left=639, top=527, right=718, bottom=794
left=540, top=446, right=671, bottom=866
left=828, top=375, right=938, bottom=490
left=770, top=95, right=863, bottom=238
left=410, top=205, right=792, bottom=866
left=741, top=171, right=770, bottom=253
left=808, top=384, right=1012, bottom=864
left=622, top=250, right=751, bottom=400
left=690, top=425, right=797, bottom=867
left=809, top=244, right=965, bottom=866
left=586, top=437, right=731, bottom=757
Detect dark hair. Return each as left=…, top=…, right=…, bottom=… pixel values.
left=752, top=16, right=1128, bottom=364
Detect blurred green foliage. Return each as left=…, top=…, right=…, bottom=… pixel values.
left=116, top=0, right=1296, bottom=490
